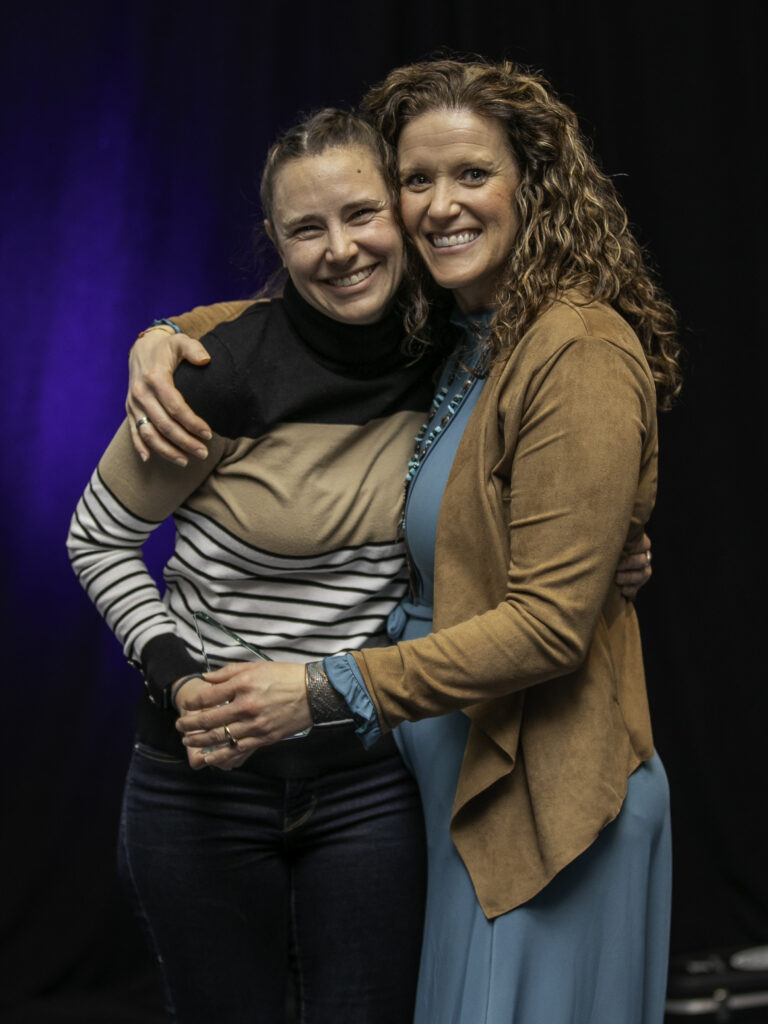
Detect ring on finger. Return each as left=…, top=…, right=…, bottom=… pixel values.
left=136, top=416, right=151, bottom=430
left=223, top=724, right=238, bottom=748
left=645, top=550, right=652, bottom=565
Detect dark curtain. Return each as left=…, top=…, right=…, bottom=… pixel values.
left=2, top=2, right=764, bottom=1019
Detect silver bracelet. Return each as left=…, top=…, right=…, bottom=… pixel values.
left=305, top=662, right=350, bottom=725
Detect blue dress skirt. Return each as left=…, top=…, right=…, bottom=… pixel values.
left=389, top=335, right=673, bottom=1024
left=393, top=331, right=671, bottom=1019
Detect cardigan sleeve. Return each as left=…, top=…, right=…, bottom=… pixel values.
left=348, top=334, right=657, bottom=731
left=170, top=299, right=255, bottom=338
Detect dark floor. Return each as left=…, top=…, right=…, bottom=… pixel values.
left=5, top=954, right=768, bottom=1023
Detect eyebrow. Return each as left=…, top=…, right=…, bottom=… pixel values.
left=399, top=155, right=494, bottom=173
left=398, top=144, right=500, bottom=170
left=280, top=197, right=387, bottom=232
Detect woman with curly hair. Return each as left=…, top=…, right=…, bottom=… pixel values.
left=142, top=58, right=678, bottom=1023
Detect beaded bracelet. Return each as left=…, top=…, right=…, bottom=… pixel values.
left=152, top=318, right=182, bottom=333
left=136, top=318, right=182, bottom=339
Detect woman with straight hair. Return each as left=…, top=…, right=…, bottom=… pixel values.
left=69, top=108, right=437, bottom=1024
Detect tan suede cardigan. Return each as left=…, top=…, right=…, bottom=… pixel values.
left=350, top=293, right=658, bottom=919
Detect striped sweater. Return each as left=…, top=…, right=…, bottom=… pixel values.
left=67, top=282, right=440, bottom=755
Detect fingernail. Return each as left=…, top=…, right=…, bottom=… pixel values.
left=174, top=456, right=188, bottom=467
left=194, top=448, right=208, bottom=459
left=201, top=430, right=213, bottom=440
left=140, top=451, right=149, bottom=463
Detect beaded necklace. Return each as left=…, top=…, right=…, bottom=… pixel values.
left=399, top=356, right=475, bottom=531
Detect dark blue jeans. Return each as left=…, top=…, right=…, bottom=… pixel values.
left=119, top=742, right=426, bottom=1024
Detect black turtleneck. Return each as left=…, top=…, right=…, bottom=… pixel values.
left=174, top=284, right=442, bottom=440
left=280, top=278, right=407, bottom=378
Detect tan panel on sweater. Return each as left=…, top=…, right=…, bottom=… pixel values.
left=184, top=411, right=422, bottom=555
left=100, top=409, right=421, bottom=556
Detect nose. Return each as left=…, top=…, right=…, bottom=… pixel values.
left=325, top=225, right=358, bottom=263
left=427, top=179, right=460, bottom=220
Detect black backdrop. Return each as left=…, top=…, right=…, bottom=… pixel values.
left=2, top=2, right=765, bottom=1020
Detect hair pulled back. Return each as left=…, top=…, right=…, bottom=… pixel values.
left=362, top=58, right=681, bottom=408
left=260, top=107, right=391, bottom=224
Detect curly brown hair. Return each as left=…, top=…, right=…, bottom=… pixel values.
left=361, top=58, right=682, bottom=408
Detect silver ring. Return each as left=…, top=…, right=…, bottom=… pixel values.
left=645, top=550, right=652, bottom=565
left=223, top=724, right=238, bottom=748
left=135, top=416, right=151, bottom=430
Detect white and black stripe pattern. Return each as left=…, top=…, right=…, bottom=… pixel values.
left=67, top=469, right=408, bottom=666
left=67, top=468, right=178, bottom=660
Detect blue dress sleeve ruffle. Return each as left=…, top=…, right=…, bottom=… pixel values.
left=323, top=653, right=382, bottom=748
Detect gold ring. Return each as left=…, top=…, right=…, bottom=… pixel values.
left=223, top=724, right=238, bottom=748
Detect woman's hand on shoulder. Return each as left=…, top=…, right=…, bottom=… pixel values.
left=127, top=327, right=213, bottom=466
left=175, top=661, right=312, bottom=771
left=615, top=531, right=652, bottom=600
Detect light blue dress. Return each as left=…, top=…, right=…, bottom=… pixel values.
left=326, top=314, right=672, bottom=1024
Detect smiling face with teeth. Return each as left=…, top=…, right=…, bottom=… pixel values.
left=398, top=109, right=521, bottom=313
left=265, top=145, right=404, bottom=325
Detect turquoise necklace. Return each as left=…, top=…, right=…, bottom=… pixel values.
left=399, top=356, right=475, bottom=531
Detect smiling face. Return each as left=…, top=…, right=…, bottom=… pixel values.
left=398, top=109, right=521, bottom=313
left=265, top=145, right=404, bottom=325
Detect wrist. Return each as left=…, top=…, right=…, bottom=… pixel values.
left=171, top=673, right=206, bottom=712
left=136, top=325, right=173, bottom=339
left=136, top=318, right=182, bottom=339
left=131, top=635, right=205, bottom=709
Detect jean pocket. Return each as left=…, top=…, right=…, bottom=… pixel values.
left=133, top=740, right=187, bottom=765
